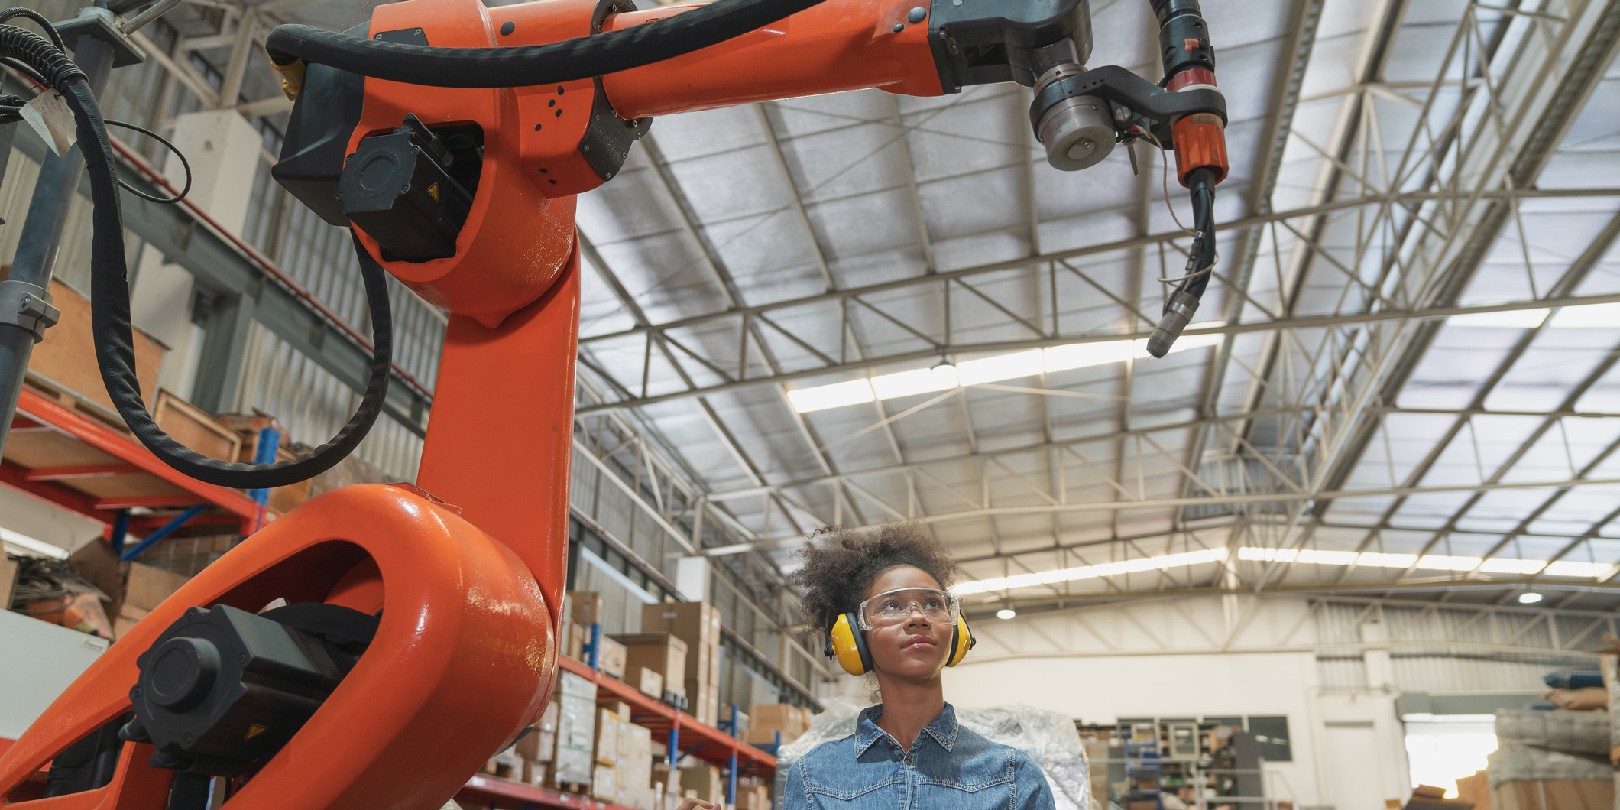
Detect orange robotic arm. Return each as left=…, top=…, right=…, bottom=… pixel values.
left=0, top=0, right=1226, bottom=807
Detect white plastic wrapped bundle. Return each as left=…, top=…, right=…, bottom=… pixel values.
left=1486, top=744, right=1612, bottom=788
left=774, top=701, right=1094, bottom=810
left=1495, top=709, right=1610, bottom=755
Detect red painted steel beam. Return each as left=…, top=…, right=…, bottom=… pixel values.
left=15, top=387, right=261, bottom=520
left=25, top=464, right=143, bottom=482
left=93, top=495, right=209, bottom=511
left=0, top=461, right=111, bottom=525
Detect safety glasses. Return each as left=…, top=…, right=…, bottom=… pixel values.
left=857, top=587, right=959, bottom=630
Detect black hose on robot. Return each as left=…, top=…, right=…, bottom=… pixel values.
left=263, top=0, right=831, bottom=88
left=3, top=0, right=838, bottom=488
left=0, top=23, right=394, bottom=489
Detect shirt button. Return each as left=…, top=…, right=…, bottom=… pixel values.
left=904, top=756, right=914, bottom=766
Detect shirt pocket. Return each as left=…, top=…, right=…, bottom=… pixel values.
left=803, top=774, right=898, bottom=805
left=917, top=770, right=1016, bottom=809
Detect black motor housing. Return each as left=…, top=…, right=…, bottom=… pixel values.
left=123, top=603, right=377, bottom=777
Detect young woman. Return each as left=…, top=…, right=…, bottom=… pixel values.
left=680, top=523, right=1054, bottom=809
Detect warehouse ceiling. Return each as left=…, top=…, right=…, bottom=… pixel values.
left=129, top=0, right=1620, bottom=618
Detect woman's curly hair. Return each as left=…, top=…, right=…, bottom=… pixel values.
left=793, top=523, right=961, bottom=633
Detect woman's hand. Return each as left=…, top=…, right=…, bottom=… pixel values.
left=675, top=800, right=716, bottom=810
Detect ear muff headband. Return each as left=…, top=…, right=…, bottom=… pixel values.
left=827, top=612, right=873, bottom=676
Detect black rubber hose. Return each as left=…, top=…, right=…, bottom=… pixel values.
left=1184, top=167, right=1217, bottom=300
left=265, top=0, right=829, bottom=88
left=0, top=24, right=393, bottom=488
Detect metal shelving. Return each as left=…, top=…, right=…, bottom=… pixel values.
left=2, top=386, right=269, bottom=550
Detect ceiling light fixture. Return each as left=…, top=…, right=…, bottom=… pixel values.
left=1518, top=592, right=1543, bottom=605
left=996, top=607, right=1017, bottom=620
left=789, top=333, right=1225, bottom=413
left=1449, top=301, right=1620, bottom=330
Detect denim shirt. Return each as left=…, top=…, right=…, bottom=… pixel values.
left=780, top=703, right=1056, bottom=809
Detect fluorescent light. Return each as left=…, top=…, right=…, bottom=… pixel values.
left=959, top=350, right=1044, bottom=386
left=1448, top=301, right=1620, bottom=331
left=1542, top=561, right=1615, bottom=579
left=951, top=548, right=1228, bottom=597
left=1415, top=554, right=1481, bottom=572
left=871, top=365, right=958, bottom=399
left=1449, top=310, right=1548, bottom=329
left=1234, top=548, right=1614, bottom=580
left=996, top=608, right=1017, bottom=620
left=1296, top=549, right=1358, bottom=565
left=1518, top=592, right=1543, bottom=605
left=1043, top=341, right=1139, bottom=373
left=786, top=334, right=1225, bottom=413
left=1549, top=302, right=1620, bottom=328
left=1357, top=552, right=1418, bottom=568
left=1477, top=558, right=1544, bottom=574
left=786, top=379, right=874, bottom=413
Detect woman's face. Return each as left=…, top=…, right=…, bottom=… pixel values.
left=861, top=565, right=955, bottom=681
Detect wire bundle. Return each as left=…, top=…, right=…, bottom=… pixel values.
left=1, top=17, right=394, bottom=488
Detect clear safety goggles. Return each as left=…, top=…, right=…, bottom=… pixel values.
left=857, top=587, right=960, bottom=630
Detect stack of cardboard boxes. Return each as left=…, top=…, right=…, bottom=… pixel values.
left=592, top=705, right=656, bottom=806
left=551, top=669, right=597, bottom=788
left=513, top=701, right=559, bottom=787
left=746, top=703, right=812, bottom=748
left=562, top=592, right=630, bottom=680
left=642, top=601, right=723, bottom=726
left=612, top=633, right=688, bottom=709
left=654, top=762, right=723, bottom=807
left=733, top=775, right=772, bottom=809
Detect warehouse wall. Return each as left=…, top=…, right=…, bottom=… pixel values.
left=945, top=648, right=1353, bottom=808
left=936, top=595, right=1587, bottom=810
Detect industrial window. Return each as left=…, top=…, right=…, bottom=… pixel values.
left=1247, top=715, right=1292, bottom=762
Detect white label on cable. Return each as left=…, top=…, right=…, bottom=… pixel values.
left=21, top=90, right=77, bottom=156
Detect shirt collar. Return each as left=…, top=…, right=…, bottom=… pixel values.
left=853, top=703, right=959, bottom=756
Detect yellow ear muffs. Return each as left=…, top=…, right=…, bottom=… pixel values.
left=825, top=612, right=873, bottom=676
left=945, top=615, right=975, bottom=667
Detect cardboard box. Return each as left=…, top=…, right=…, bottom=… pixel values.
left=521, top=760, right=547, bottom=787
left=67, top=540, right=125, bottom=614
left=515, top=728, right=546, bottom=760
left=1455, top=772, right=1490, bottom=810
left=21, top=277, right=164, bottom=415
left=595, top=635, right=627, bottom=679
left=538, top=700, right=560, bottom=733
left=635, top=666, right=664, bottom=699
left=481, top=749, right=521, bottom=780
left=677, top=763, right=722, bottom=803
left=642, top=601, right=722, bottom=685
left=748, top=703, right=811, bottom=745
left=686, top=680, right=720, bottom=726
left=614, top=633, right=687, bottom=686
left=570, top=591, right=604, bottom=626
left=1404, top=784, right=1473, bottom=809
left=617, top=724, right=654, bottom=808
left=552, top=671, right=597, bottom=786
left=602, top=699, right=633, bottom=721
left=567, top=622, right=585, bottom=661
left=113, top=604, right=149, bottom=640
left=1491, top=780, right=1610, bottom=810
left=591, top=764, right=617, bottom=802
left=124, top=563, right=190, bottom=612
left=595, top=710, right=620, bottom=766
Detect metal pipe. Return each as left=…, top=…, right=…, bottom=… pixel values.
left=0, top=27, right=116, bottom=454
